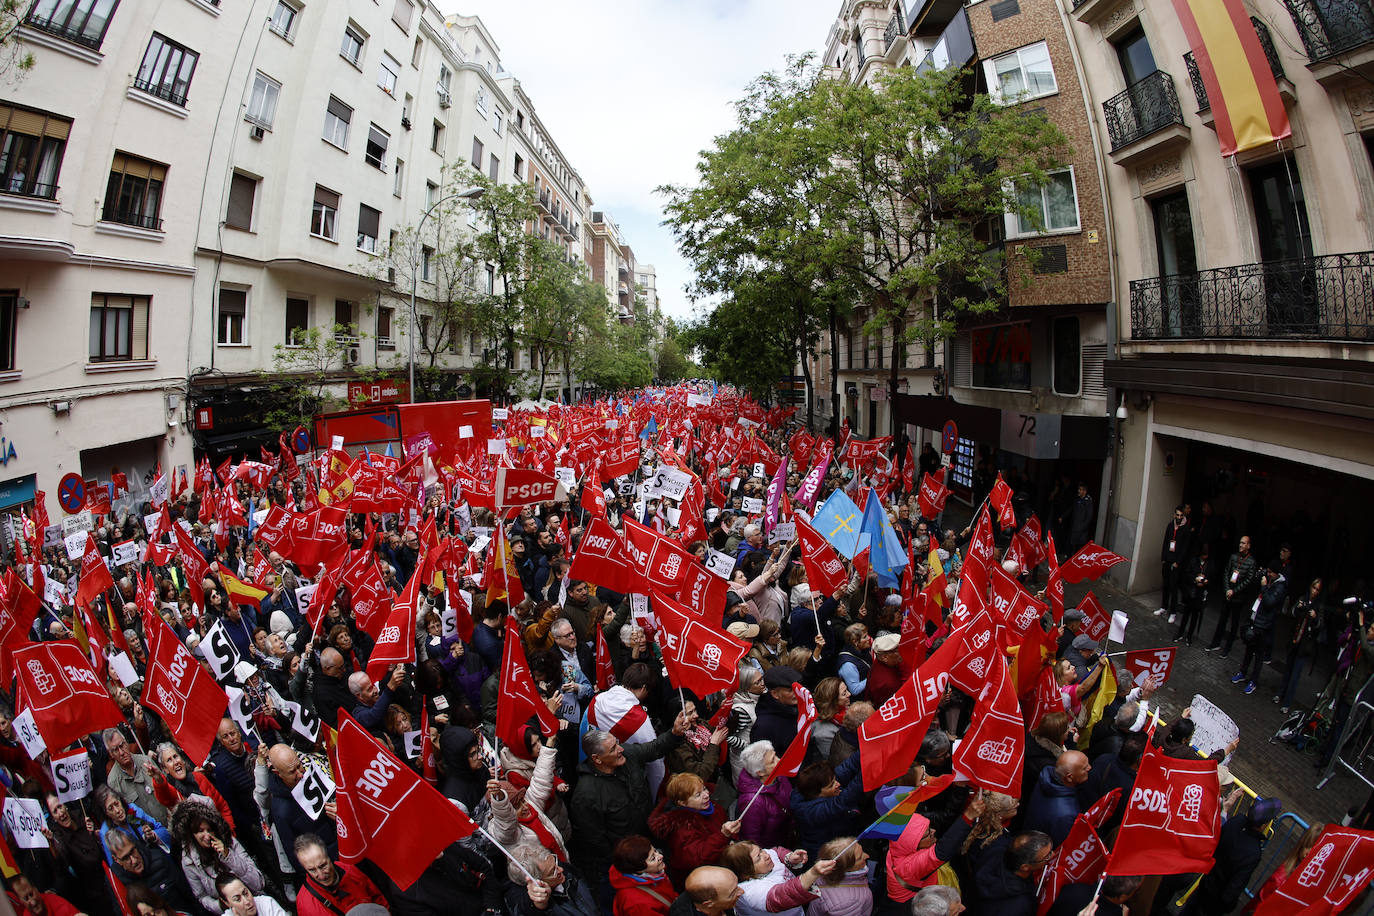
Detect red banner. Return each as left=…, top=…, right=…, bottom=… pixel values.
left=951, top=653, right=1024, bottom=792
left=1037, top=815, right=1108, bottom=916
left=766, top=682, right=817, bottom=784
left=1255, top=825, right=1374, bottom=916
left=651, top=589, right=748, bottom=698
left=142, top=613, right=229, bottom=764
left=990, top=473, right=1016, bottom=530
left=917, top=472, right=950, bottom=520
left=1123, top=646, right=1178, bottom=688
left=568, top=518, right=637, bottom=595
left=14, top=641, right=124, bottom=751
left=494, top=618, right=558, bottom=746
left=1106, top=747, right=1220, bottom=877
left=796, top=517, right=848, bottom=597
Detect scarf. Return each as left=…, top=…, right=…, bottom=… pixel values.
left=518, top=805, right=561, bottom=855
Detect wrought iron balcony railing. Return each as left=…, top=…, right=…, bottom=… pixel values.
left=1184, top=17, right=1285, bottom=110
left=1283, top=0, right=1374, bottom=62
left=133, top=76, right=189, bottom=107
left=1103, top=71, right=1185, bottom=151
left=1129, top=251, right=1374, bottom=341
left=884, top=9, right=906, bottom=51
left=101, top=205, right=163, bottom=230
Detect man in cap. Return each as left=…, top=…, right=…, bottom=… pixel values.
left=749, top=666, right=803, bottom=751
left=1065, top=634, right=1101, bottom=684
left=868, top=633, right=907, bottom=706
left=1057, top=608, right=1087, bottom=659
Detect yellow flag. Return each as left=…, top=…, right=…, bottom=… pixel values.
left=1080, top=661, right=1117, bottom=750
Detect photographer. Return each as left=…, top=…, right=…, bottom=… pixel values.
left=1232, top=564, right=1286, bottom=694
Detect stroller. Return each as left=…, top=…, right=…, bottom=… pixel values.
left=1271, top=667, right=1346, bottom=754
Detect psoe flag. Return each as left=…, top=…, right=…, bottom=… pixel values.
left=814, top=489, right=864, bottom=559
left=1172, top=0, right=1291, bottom=155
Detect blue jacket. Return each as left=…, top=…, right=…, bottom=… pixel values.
left=1025, top=765, right=1081, bottom=846
left=790, top=752, right=866, bottom=858
left=471, top=621, right=504, bottom=672
left=208, top=740, right=262, bottom=833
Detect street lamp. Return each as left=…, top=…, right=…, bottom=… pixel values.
left=408, top=185, right=485, bottom=403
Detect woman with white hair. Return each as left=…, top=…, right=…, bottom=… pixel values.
left=735, top=741, right=792, bottom=848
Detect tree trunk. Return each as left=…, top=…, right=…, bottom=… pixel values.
left=827, top=302, right=840, bottom=438
left=796, top=300, right=813, bottom=432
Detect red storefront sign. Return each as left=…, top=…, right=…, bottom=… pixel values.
left=347, top=379, right=410, bottom=407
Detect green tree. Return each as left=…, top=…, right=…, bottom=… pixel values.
left=469, top=173, right=539, bottom=396
left=656, top=317, right=702, bottom=382
left=256, top=325, right=354, bottom=431
left=1, top=3, right=35, bottom=82
left=520, top=239, right=609, bottom=397
left=663, top=58, right=1068, bottom=437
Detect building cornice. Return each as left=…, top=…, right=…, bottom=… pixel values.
left=0, top=236, right=195, bottom=275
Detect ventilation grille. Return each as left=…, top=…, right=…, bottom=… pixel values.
left=1082, top=343, right=1108, bottom=397
left=1032, top=244, right=1068, bottom=274
left=991, top=0, right=1021, bottom=20
left=951, top=336, right=972, bottom=388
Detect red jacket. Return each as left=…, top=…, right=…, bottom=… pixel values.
left=609, top=866, right=676, bottom=916
left=296, top=864, right=388, bottom=916
left=647, top=798, right=732, bottom=890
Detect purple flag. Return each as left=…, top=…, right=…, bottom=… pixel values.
left=764, top=450, right=789, bottom=539
left=794, top=441, right=833, bottom=511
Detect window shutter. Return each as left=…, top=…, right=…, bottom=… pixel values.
left=314, top=185, right=339, bottom=208
left=226, top=174, right=255, bottom=229
left=327, top=97, right=351, bottom=123
left=132, top=298, right=149, bottom=360
left=358, top=204, right=380, bottom=238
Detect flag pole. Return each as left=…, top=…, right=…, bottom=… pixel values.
left=477, top=825, right=541, bottom=883
left=826, top=786, right=919, bottom=862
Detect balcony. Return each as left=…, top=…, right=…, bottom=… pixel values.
left=537, top=189, right=551, bottom=212
left=884, top=9, right=906, bottom=53
left=1184, top=18, right=1287, bottom=112
left=132, top=77, right=189, bottom=108
left=1102, top=70, right=1189, bottom=166
left=25, top=6, right=108, bottom=50
left=1128, top=251, right=1374, bottom=342
left=1284, top=0, right=1374, bottom=63
left=100, top=205, right=163, bottom=231
left=2, top=179, right=58, bottom=201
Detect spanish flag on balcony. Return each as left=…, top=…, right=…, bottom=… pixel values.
left=1172, top=0, right=1291, bottom=155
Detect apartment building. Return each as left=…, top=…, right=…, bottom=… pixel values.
left=0, top=0, right=603, bottom=521
left=814, top=0, right=1116, bottom=525
left=588, top=212, right=637, bottom=321
left=1068, top=0, right=1374, bottom=589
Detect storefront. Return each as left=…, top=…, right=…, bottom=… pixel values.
left=0, top=472, right=36, bottom=554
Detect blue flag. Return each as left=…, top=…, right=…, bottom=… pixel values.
left=639, top=416, right=658, bottom=440
left=858, top=487, right=908, bottom=588
left=814, top=489, right=864, bottom=560
left=384, top=442, right=395, bottom=458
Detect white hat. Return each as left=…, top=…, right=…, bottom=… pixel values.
left=232, top=661, right=259, bottom=683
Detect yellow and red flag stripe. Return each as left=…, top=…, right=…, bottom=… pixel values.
left=1172, top=0, right=1290, bottom=155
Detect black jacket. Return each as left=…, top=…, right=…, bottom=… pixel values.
left=569, top=729, right=682, bottom=876
left=749, top=692, right=798, bottom=751
left=1190, top=816, right=1264, bottom=914
left=268, top=770, right=337, bottom=870
left=207, top=740, right=262, bottom=835
left=1161, top=520, right=1194, bottom=566
left=312, top=669, right=356, bottom=728
left=969, top=833, right=1037, bottom=916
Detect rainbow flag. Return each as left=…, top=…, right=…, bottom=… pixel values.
left=1172, top=0, right=1290, bottom=155
left=860, top=774, right=955, bottom=840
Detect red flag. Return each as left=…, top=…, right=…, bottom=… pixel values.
left=75, top=535, right=115, bottom=608
left=13, top=641, right=124, bottom=751
left=1084, top=787, right=1121, bottom=831
left=1054, top=542, right=1129, bottom=585
left=622, top=517, right=697, bottom=594
left=651, top=589, right=748, bottom=698
left=795, top=517, right=847, bottom=596
left=568, top=517, right=636, bottom=594
left=419, top=706, right=438, bottom=786
left=366, top=558, right=421, bottom=682
left=495, top=618, right=558, bottom=746
left=484, top=526, right=525, bottom=608
left=989, top=473, right=1016, bottom=530
left=332, top=710, right=477, bottom=889
left=917, top=473, right=949, bottom=520
left=173, top=523, right=209, bottom=610
left=141, top=613, right=228, bottom=764
left=1076, top=591, right=1109, bottom=643
left=1027, top=664, right=1062, bottom=732
left=111, top=472, right=129, bottom=496
left=857, top=631, right=963, bottom=790
left=1254, top=825, right=1374, bottom=916
left=1005, top=515, right=1045, bottom=573
left=595, top=622, right=615, bottom=692
left=105, top=862, right=137, bottom=916
left=765, top=682, right=817, bottom=785
left=1105, top=746, right=1221, bottom=877
left=988, top=562, right=1048, bottom=641
left=1122, top=646, right=1178, bottom=688
left=340, top=550, right=391, bottom=639
left=951, top=656, right=1024, bottom=793
left=967, top=505, right=997, bottom=576
left=1046, top=532, right=1064, bottom=621
left=1037, top=815, right=1108, bottom=916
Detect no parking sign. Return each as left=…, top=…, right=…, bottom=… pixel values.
left=57, top=473, right=85, bottom=514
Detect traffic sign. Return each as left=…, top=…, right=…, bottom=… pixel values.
left=56, top=473, right=85, bottom=514
left=290, top=426, right=311, bottom=453
left=941, top=420, right=959, bottom=455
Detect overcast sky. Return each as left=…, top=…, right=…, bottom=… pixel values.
left=442, top=1, right=842, bottom=322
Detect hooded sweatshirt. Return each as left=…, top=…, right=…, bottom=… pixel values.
left=609, top=866, right=677, bottom=916
left=438, top=726, right=489, bottom=813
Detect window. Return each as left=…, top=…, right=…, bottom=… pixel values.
left=225, top=172, right=256, bottom=230
left=378, top=52, right=400, bottom=96
left=217, top=287, right=247, bottom=345
left=438, top=65, right=451, bottom=92
left=377, top=306, right=394, bottom=346
left=984, top=41, right=1056, bottom=104
left=356, top=203, right=380, bottom=252
left=310, top=185, right=338, bottom=239
left=513, top=154, right=523, bottom=180
left=418, top=315, right=430, bottom=346
left=89, top=293, right=149, bottom=362
left=425, top=181, right=437, bottom=206
left=340, top=23, right=364, bottom=66
left=285, top=296, right=309, bottom=345
left=485, top=264, right=495, bottom=294
left=103, top=152, right=165, bottom=230
left=411, top=37, right=422, bottom=68
left=430, top=120, right=443, bottom=153
left=1008, top=168, right=1079, bottom=237
left=475, top=87, right=488, bottom=114
left=493, top=110, right=503, bottom=135
left=488, top=153, right=499, bottom=182
left=391, top=0, right=413, bottom=32
left=0, top=103, right=72, bottom=200
left=334, top=299, right=356, bottom=336
left=135, top=33, right=199, bottom=107
left=267, top=0, right=298, bottom=40
left=393, top=158, right=404, bottom=196
left=25, top=0, right=118, bottom=50
left=246, top=72, right=280, bottom=128
left=365, top=124, right=389, bottom=170
left=421, top=245, right=433, bottom=280
left=469, top=332, right=479, bottom=355
left=0, top=291, right=14, bottom=371
left=516, top=110, right=524, bottom=130
left=1052, top=316, right=1081, bottom=395
left=471, top=137, right=483, bottom=168
left=323, top=96, right=351, bottom=149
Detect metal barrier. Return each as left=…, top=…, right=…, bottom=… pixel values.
left=1317, top=670, right=1374, bottom=792
left=1241, top=812, right=1311, bottom=901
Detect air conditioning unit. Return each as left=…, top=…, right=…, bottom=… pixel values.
left=401, top=117, right=412, bottom=131
left=249, top=124, right=265, bottom=140
left=345, top=346, right=361, bottom=365
left=437, top=87, right=451, bottom=108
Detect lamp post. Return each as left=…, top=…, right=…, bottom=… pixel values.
left=408, top=185, right=485, bottom=403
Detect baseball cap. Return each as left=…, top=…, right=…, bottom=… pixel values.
left=1071, top=634, right=1100, bottom=653
left=764, top=666, right=803, bottom=689
left=873, top=633, right=901, bottom=654
left=727, top=621, right=760, bottom=640
left=1064, top=608, right=1087, bottom=623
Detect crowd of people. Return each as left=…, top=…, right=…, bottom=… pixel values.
left=0, top=386, right=1366, bottom=916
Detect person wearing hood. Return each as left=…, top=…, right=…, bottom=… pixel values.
left=968, top=830, right=1053, bottom=916
left=885, top=787, right=979, bottom=904
left=438, top=726, right=489, bottom=814
left=265, top=744, right=336, bottom=872
left=748, top=667, right=801, bottom=751
left=648, top=773, right=741, bottom=889
left=168, top=800, right=265, bottom=914
left=437, top=634, right=489, bottom=710
left=1024, top=751, right=1090, bottom=846
left=609, top=836, right=678, bottom=916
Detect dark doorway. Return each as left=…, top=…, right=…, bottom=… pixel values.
left=1151, top=190, right=1199, bottom=336
left=1248, top=156, right=1316, bottom=334
left=1115, top=28, right=1158, bottom=85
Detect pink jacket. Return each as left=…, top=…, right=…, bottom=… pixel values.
left=885, top=812, right=944, bottom=903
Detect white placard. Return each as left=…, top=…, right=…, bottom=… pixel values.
left=112, top=540, right=140, bottom=566
left=737, top=418, right=759, bottom=428
left=64, top=531, right=87, bottom=560
left=704, top=550, right=735, bottom=579
left=487, top=439, right=507, bottom=455
left=403, top=729, right=423, bottom=759
left=632, top=501, right=645, bottom=522
left=12, top=709, right=44, bottom=758
left=604, top=419, right=619, bottom=429
left=530, top=426, right=546, bottom=439
left=223, top=686, right=258, bottom=741
left=295, top=584, right=318, bottom=619
left=1188, top=693, right=1239, bottom=763
left=469, top=535, right=491, bottom=557
left=769, top=522, right=797, bottom=544
left=492, top=408, right=509, bottom=422
left=741, top=497, right=763, bottom=514
left=251, top=509, right=269, bottom=528
left=280, top=699, right=320, bottom=743
left=201, top=621, right=240, bottom=680
left=1108, top=610, right=1129, bottom=644
left=553, top=467, right=576, bottom=489
left=143, top=513, right=161, bottom=536
left=665, top=507, right=681, bottom=526
left=645, top=467, right=692, bottom=502
left=751, top=463, right=765, bottom=479
left=617, top=481, right=636, bottom=496
left=43, top=526, right=63, bottom=549
left=62, top=511, right=94, bottom=536
left=331, top=436, right=345, bottom=449
left=149, top=474, right=169, bottom=507
left=3, top=797, right=47, bottom=849
left=51, top=751, right=92, bottom=803
left=630, top=594, right=649, bottom=619
left=43, top=577, right=68, bottom=609
left=729, top=477, right=741, bottom=491
left=459, top=425, right=474, bottom=439
left=291, top=762, right=335, bottom=820
left=109, top=651, right=140, bottom=687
